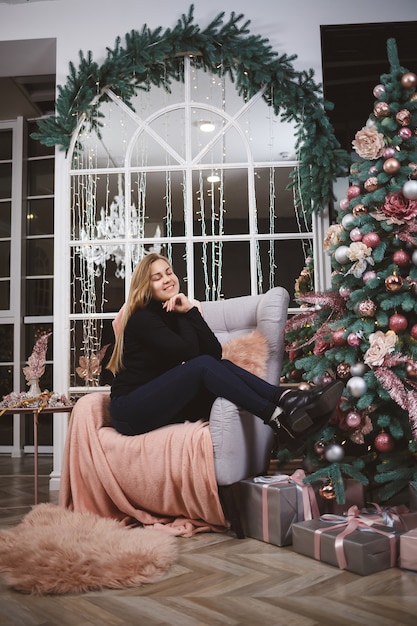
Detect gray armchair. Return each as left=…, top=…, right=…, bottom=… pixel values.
left=202, top=287, right=290, bottom=536
left=61, top=287, right=290, bottom=535
left=202, top=287, right=290, bottom=486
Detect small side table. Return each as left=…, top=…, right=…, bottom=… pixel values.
left=1, top=405, right=73, bottom=505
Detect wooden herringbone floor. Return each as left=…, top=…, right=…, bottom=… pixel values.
left=0, top=455, right=417, bottom=626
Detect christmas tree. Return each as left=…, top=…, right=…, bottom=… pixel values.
left=281, top=39, right=417, bottom=505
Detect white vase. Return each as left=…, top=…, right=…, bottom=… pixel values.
left=27, top=378, right=42, bottom=397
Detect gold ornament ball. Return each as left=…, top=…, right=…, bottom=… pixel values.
left=373, top=102, right=390, bottom=117
left=298, top=382, right=311, bottom=391
left=401, top=72, right=417, bottom=89
left=336, top=362, right=351, bottom=379
left=406, top=362, right=417, bottom=379
left=396, top=109, right=412, bottom=126
left=409, top=163, right=417, bottom=179
left=385, top=274, right=403, bottom=291
left=357, top=299, right=376, bottom=317
left=319, top=482, right=336, bottom=500
left=383, top=157, right=401, bottom=174
left=364, top=177, right=379, bottom=192
left=353, top=203, right=368, bottom=216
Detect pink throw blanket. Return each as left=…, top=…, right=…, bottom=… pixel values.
left=59, top=392, right=228, bottom=536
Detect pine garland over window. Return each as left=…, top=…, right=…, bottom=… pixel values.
left=32, top=4, right=349, bottom=216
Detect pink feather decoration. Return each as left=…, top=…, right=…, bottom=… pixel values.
left=22, top=333, right=52, bottom=383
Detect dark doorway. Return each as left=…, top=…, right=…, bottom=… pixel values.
left=321, top=21, right=417, bottom=153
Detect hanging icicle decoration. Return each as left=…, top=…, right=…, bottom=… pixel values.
left=198, top=170, right=210, bottom=301
left=75, top=170, right=102, bottom=386
left=181, top=169, right=187, bottom=269
left=254, top=198, right=263, bottom=293
left=269, top=166, right=277, bottom=290
left=216, top=169, right=224, bottom=300
left=292, top=144, right=313, bottom=269
left=208, top=171, right=223, bottom=300
left=165, top=169, right=173, bottom=261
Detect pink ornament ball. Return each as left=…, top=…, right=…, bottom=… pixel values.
left=345, top=411, right=362, bottom=429
left=411, top=324, right=417, bottom=340
left=389, top=313, right=408, bottom=332
left=392, top=250, right=410, bottom=267
left=373, top=83, right=385, bottom=98
left=363, top=270, right=377, bottom=283
left=321, top=374, right=334, bottom=385
left=362, top=232, right=380, bottom=248
left=399, top=127, right=412, bottom=140
left=314, top=440, right=326, bottom=456
left=383, top=147, right=396, bottom=159
left=339, top=286, right=351, bottom=299
left=350, top=227, right=363, bottom=242
left=374, top=432, right=394, bottom=453
left=347, top=332, right=360, bottom=347
left=347, top=185, right=361, bottom=200
left=339, top=198, right=350, bottom=211
left=332, top=329, right=346, bottom=346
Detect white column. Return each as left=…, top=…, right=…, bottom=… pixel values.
left=49, top=150, right=71, bottom=491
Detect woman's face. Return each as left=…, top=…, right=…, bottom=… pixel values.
left=149, top=258, right=180, bottom=302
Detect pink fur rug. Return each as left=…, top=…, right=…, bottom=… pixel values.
left=0, top=503, right=178, bottom=595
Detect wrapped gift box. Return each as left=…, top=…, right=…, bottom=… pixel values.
left=292, top=517, right=399, bottom=576
left=239, top=470, right=320, bottom=547
left=409, top=482, right=417, bottom=511
left=361, top=503, right=417, bottom=532
left=399, top=528, right=417, bottom=571
left=314, top=478, right=365, bottom=516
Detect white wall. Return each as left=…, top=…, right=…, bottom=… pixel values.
left=1, top=0, right=416, bottom=87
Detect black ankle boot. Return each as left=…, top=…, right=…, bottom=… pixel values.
left=269, top=380, right=343, bottom=452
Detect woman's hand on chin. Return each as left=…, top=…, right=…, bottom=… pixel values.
left=163, top=293, right=194, bottom=313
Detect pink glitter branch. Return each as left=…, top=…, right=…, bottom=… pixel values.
left=285, top=292, right=345, bottom=334
left=407, top=392, right=417, bottom=440
left=22, top=332, right=52, bottom=383
left=296, top=291, right=346, bottom=313
left=374, top=367, right=408, bottom=410
left=285, top=308, right=320, bottom=333
left=374, top=366, right=417, bottom=441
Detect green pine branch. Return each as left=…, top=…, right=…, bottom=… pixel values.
left=31, top=3, right=348, bottom=217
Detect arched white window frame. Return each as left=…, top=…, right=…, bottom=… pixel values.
left=50, top=57, right=331, bottom=489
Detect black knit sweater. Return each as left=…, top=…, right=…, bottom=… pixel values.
left=110, top=300, right=222, bottom=397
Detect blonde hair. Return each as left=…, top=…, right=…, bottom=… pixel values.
left=107, top=253, right=171, bottom=375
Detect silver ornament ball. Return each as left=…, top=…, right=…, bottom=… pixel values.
left=350, top=362, right=367, bottom=377
left=334, top=245, right=350, bottom=264
left=366, top=118, right=376, bottom=128
left=346, top=376, right=368, bottom=398
left=403, top=180, right=417, bottom=200
left=324, top=443, right=345, bottom=463
left=341, top=213, right=355, bottom=230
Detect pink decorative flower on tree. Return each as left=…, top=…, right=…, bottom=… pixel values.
left=380, top=192, right=417, bottom=224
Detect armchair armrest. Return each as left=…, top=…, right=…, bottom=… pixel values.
left=205, top=287, right=290, bottom=485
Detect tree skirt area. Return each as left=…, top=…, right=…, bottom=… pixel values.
left=0, top=503, right=178, bottom=594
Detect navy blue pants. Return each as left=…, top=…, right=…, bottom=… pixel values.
left=110, top=355, right=284, bottom=436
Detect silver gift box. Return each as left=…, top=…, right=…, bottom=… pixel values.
left=239, top=473, right=319, bottom=547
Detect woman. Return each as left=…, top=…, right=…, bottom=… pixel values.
left=108, top=253, right=342, bottom=451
